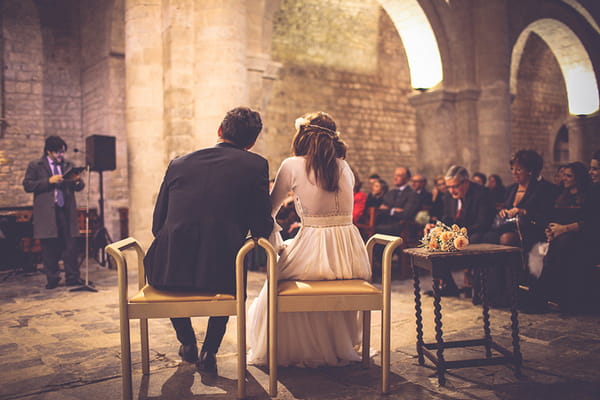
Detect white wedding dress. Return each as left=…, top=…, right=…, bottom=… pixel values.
left=247, top=156, right=371, bottom=367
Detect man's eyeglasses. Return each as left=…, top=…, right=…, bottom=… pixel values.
left=446, top=180, right=466, bottom=190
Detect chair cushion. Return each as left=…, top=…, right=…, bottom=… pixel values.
left=130, top=284, right=235, bottom=303
left=278, top=279, right=381, bottom=296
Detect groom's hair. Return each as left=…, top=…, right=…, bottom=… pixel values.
left=220, top=107, right=263, bottom=149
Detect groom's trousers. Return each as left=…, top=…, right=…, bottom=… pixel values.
left=170, top=317, right=229, bottom=354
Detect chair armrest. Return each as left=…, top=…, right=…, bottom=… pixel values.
left=106, top=237, right=146, bottom=304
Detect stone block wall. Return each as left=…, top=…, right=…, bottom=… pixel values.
left=1, top=0, right=86, bottom=209
left=262, top=1, right=416, bottom=187
left=511, top=32, right=569, bottom=180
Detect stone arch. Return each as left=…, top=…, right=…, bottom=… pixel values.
left=377, top=0, right=444, bottom=89
left=511, top=18, right=599, bottom=115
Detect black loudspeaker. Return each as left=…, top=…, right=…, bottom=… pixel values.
left=86, top=135, right=116, bottom=172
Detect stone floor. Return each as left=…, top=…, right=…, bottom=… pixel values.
left=1, top=261, right=599, bottom=400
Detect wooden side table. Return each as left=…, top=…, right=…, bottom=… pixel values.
left=403, top=244, right=523, bottom=385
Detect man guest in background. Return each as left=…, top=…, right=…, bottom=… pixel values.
left=144, top=107, right=273, bottom=372
left=23, top=136, right=85, bottom=289
left=425, top=165, right=496, bottom=296
left=375, top=166, right=419, bottom=235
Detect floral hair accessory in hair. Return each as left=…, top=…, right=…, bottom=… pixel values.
left=295, top=117, right=310, bottom=130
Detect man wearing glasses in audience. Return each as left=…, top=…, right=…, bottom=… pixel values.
left=23, top=136, right=85, bottom=289
left=425, top=165, right=496, bottom=297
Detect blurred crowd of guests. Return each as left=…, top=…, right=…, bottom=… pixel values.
left=342, top=149, right=599, bottom=314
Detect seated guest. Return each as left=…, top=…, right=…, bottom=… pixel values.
left=497, top=150, right=559, bottom=256
left=368, top=173, right=381, bottom=191
left=424, top=165, right=497, bottom=296
left=553, top=164, right=566, bottom=188
left=586, top=150, right=600, bottom=266
left=472, top=172, right=487, bottom=187
left=410, top=173, right=433, bottom=210
left=351, top=166, right=367, bottom=224
left=430, top=175, right=447, bottom=220
left=374, top=166, right=419, bottom=235
left=538, top=161, right=596, bottom=313
left=487, top=174, right=506, bottom=204
left=366, top=177, right=388, bottom=208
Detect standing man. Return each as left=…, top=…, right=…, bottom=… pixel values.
left=144, top=107, right=273, bottom=372
left=23, top=136, right=85, bottom=289
left=375, top=166, right=419, bottom=235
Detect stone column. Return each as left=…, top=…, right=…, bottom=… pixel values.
left=162, top=0, right=195, bottom=160
left=473, top=0, right=512, bottom=176
left=409, top=89, right=458, bottom=179
left=194, top=0, right=249, bottom=149
left=565, top=115, right=586, bottom=163
left=125, top=0, right=164, bottom=246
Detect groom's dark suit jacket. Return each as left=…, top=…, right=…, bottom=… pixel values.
left=144, top=142, right=273, bottom=294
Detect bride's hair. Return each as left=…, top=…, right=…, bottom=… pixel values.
left=291, top=111, right=347, bottom=192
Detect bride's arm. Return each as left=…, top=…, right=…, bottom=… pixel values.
left=270, top=158, right=293, bottom=217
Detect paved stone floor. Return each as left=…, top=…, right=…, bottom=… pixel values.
left=1, top=261, right=599, bottom=400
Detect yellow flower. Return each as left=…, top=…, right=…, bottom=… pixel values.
left=428, top=240, right=439, bottom=250
left=460, top=227, right=468, bottom=235
left=441, top=231, right=455, bottom=242
left=454, top=236, right=469, bottom=250
left=452, top=224, right=460, bottom=232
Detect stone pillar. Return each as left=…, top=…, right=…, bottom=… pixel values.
left=565, top=115, right=586, bottom=163
left=409, top=89, right=458, bottom=178
left=125, top=0, right=164, bottom=246
left=162, top=0, right=195, bottom=160
left=473, top=0, right=512, bottom=176
left=454, top=88, right=481, bottom=173
left=194, top=0, right=249, bottom=149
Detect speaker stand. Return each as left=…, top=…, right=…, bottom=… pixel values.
left=71, top=165, right=97, bottom=292
left=93, top=170, right=113, bottom=266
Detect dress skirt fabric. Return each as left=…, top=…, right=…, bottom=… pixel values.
left=247, top=215, right=371, bottom=367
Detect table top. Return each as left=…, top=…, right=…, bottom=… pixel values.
left=403, top=243, right=522, bottom=260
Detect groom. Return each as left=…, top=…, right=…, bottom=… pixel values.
left=144, top=106, right=273, bottom=372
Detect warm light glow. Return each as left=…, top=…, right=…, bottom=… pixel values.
left=379, top=0, right=443, bottom=89
left=511, top=19, right=599, bottom=115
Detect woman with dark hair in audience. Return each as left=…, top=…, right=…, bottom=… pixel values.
left=365, top=177, right=388, bottom=209
left=497, top=150, right=559, bottom=254
left=472, top=172, right=487, bottom=186
left=430, top=175, right=447, bottom=220
left=538, top=161, right=597, bottom=312
left=487, top=174, right=506, bottom=204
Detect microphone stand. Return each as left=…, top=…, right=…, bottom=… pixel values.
left=71, top=165, right=97, bottom=293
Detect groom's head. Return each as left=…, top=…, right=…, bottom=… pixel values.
left=219, top=107, right=263, bottom=150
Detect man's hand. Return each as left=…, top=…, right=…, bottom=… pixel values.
left=392, top=207, right=404, bottom=214
left=424, top=223, right=435, bottom=235
left=49, top=174, right=63, bottom=184
left=379, top=204, right=389, bottom=210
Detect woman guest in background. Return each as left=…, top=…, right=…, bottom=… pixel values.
left=472, top=172, right=487, bottom=187
left=487, top=174, right=506, bottom=204
left=540, top=161, right=596, bottom=313
left=430, top=175, right=447, bottom=220
left=497, top=150, right=559, bottom=254
left=248, top=111, right=371, bottom=367
left=351, top=167, right=367, bottom=224
left=365, top=177, right=388, bottom=209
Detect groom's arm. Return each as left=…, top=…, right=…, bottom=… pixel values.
left=248, top=157, right=273, bottom=239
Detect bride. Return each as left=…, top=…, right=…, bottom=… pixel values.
left=247, top=111, right=371, bottom=367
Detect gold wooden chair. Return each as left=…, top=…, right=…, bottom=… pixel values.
left=266, top=233, right=403, bottom=397
left=106, top=237, right=275, bottom=400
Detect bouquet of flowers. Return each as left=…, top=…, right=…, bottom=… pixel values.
left=420, top=221, right=469, bottom=252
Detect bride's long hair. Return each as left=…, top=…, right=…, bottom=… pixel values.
left=291, top=111, right=347, bottom=192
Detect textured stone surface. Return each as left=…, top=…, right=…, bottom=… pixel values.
left=1, top=262, right=599, bottom=399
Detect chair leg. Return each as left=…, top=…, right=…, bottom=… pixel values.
left=140, top=318, right=150, bottom=375
left=237, top=310, right=246, bottom=399
left=362, top=311, right=371, bottom=368
left=120, top=315, right=133, bottom=400
left=382, top=305, right=391, bottom=394
left=268, top=299, right=277, bottom=397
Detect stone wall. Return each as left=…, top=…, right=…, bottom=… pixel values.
left=262, top=0, right=416, bottom=187
left=511, top=32, right=569, bottom=180
left=0, top=0, right=86, bottom=209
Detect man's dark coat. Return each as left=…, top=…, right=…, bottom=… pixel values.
left=144, top=142, right=273, bottom=294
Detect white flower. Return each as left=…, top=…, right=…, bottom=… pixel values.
left=295, top=117, right=309, bottom=130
